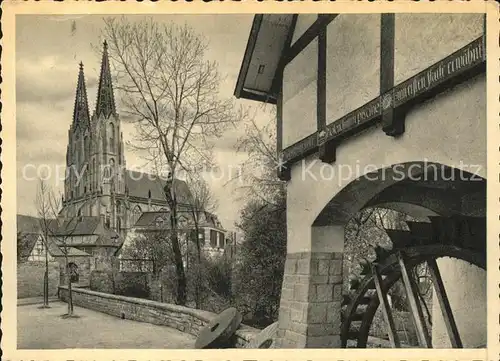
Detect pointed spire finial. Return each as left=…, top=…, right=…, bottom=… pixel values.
left=95, top=40, right=116, bottom=118
left=73, top=61, right=90, bottom=128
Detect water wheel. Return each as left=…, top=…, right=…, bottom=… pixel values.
left=340, top=216, right=486, bottom=348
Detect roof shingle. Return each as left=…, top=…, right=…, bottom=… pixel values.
left=125, top=171, right=191, bottom=204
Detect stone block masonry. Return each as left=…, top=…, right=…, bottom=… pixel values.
left=276, top=252, right=343, bottom=348
left=58, top=286, right=259, bottom=348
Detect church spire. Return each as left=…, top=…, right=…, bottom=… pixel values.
left=95, top=40, right=116, bottom=118
left=72, top=61, right=90, bottom=128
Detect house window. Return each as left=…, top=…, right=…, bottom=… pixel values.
left=210, top=230, right=217, bottom=248
left=219, top=232, right=225, bottom=249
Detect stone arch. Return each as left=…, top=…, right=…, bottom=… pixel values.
left=313, top=161, right=485, bottom=228
left=309, top=161, right=485, bottom=256
left=277, top=160, right=486, bottom=348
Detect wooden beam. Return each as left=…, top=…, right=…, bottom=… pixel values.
left=270, top=15, right=297, bottom=97
left=277, top=89, right=283, bottom=153
left=372, top=264, right=401, bottom=348
left=380, top=13, right=405, bottom=137
left=380, top=13, right=395, bottom=93
left=280, top=35, right=485, bottom=170
left=427, top=258, right=463, bottom=348
left=398, top=253, right=432, bottom=348
left=317, top=20, right=337, bottom=164
left=234, top=15, right=263, bottom=99
left=317, top=21, right=326, bottom=130
left=285, top=14, right=338, bottom=65
left=238, top=89, right=277, bottom=104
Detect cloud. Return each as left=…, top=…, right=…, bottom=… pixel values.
left=16, top=56, right=99, bottom=105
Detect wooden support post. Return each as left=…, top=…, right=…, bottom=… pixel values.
left=398, top=253, right=432, bottom=348
left=427, top=258, right=463, bottom=348
left=371, top=264, right=401, bottom=348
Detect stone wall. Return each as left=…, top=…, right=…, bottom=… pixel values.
left=17, top=261, right=60, bottom=299
left=58, top=286, right=259, bottom=347
left=276, top=252, right=343, bottom=348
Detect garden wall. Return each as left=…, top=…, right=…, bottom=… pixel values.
left=58, top=286, right=259, bottom=348
left=18, top=261, right=60, bottom=299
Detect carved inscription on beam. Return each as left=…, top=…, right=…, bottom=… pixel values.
left=281, top=36, right=485, bottom=170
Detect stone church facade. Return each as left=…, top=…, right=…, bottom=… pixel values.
left=60, top=41, right=198, bottom=239
left=57, top=41, right=227, bottom=270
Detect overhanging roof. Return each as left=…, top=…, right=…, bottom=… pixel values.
left=234, top=14, right=295, bottom=104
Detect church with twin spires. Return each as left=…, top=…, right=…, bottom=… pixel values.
left=58, top=41, right=227, bottom=260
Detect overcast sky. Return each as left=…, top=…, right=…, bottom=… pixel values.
left=16, top=14, right=273, bottom=231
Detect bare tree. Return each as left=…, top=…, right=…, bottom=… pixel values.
left=235, top=109, right=286, bottom=204
left=102, top=17, right=244, bottom=305
left=38, top=182, right=90, bottom=317
left=35, top=178, right=55, bottom=308
left=185, top=174, right=217, bottom=308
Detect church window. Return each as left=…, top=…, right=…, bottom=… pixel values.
left=148, top=190, right=152, bottom=198
left=102, top=135, right=106, bottom=154
left=109, top=123, right=115, bottom=151
left=118, top=140, right=122, bottom=163
left=84, top=136, right=90, bottom=160
left=108, top=159, right=115, bottom=182
left=117, top=216, right=122, bottom=230
left=131, top=205, right=142, bottom=227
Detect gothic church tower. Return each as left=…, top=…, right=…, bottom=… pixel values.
left=63, top=41, right=127, bottom=233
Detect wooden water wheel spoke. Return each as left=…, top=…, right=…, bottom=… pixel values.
left=427, top=258, right=463, bottom=348
left=398, top=252, right=432, bottom=348
left=341, top=217, right=486, bottom=349
left=371, top=264, right=400, bottom=348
